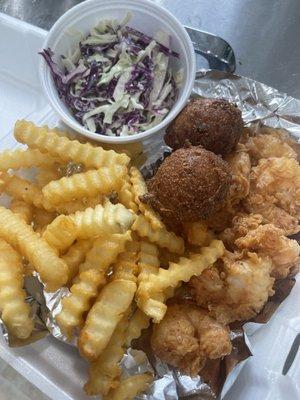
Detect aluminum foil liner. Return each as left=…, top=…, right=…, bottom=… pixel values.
left=1, top=70, right=300, bottom=399
left=0, top=275, right=48, bottom=347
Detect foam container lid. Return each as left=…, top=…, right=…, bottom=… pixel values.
left=0, top=12, right=299, bottom=400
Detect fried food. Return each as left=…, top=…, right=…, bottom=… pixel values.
left=57, top=268, right=106, bottom=338
left=135, top=241, right=162, bottom=319
left=0, top=113, right=298, bottom=397
left=0, top=206, right=68, bottom=291
left=42, top=215, right=76, bottom=253
left=70, top=202, right=135, bottom=239
left=112, top=240, right=140, bottom=282
left=78, top=279, right=136, bottom=361
left=0, top=239, right=34, bottom=338
left=42, top=165, right=126, bottom=205
left=132, top=214, right=184, bottom=255
left=225, top=150, right=251, bottom=207
left=143, top=239, right=224, bottom=293
left=243, top=194, right=300, bottom=235
left=265, top=127, right=300, bottom=159
left=151, top=303, right=232, bottom=375
left=250, top=157, right=300, bottom=219
left=188, top=265, right=224, bottom=308
left=130, top=167, right=163, bottom=230
left=205, top=206, right=236, bottom=233
left=10, top=199, right=33, bottom=224
left=84, top=311, right=130, bottom=396
left=2, top=173, right=101, bottom=217
left=80, top=233, right=130, bottom=273
left=14, top=120, right=129, bottom=168
left=138, top=241, right=160, bottom=279
left=62, top=239, right=93, bottom=283
left=1, top=173, right=88, bottom=216
left=164, top=98, right=243, bottom=156
left=243, top=131, right=297, bottom=164
left=143, top=146, right=231, bottom=226
left=0, top=172, right=54, bottom=211
left=219, top=213, right=264, bottom=250
left=137, top=240, right=225, bottom=322
left=125, top=309, right=151, bottom=347
left=184, top=221, right=214, bottom=247
left=235, top=224, right=300, bottom=278
left=103, top=373, right=152, bottom=400
left=190, top=251, right=274, bottom=324
left=117, top=175, right=138, bottom=212
left=0, top=148, right=59, bottom=171
left=57, top=234, right=130, bottom=338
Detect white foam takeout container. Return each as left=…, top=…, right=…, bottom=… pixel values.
left=39, top=0, right=196, bottom=144
left=0, top=11, right=299, bottom=400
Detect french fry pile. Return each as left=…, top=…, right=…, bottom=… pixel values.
left=0, top=120, right=225, bottom=399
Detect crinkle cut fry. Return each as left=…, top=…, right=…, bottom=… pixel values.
left=0, top=239, right=34, bottom=339
left=78, top=279, right=137, bottom=361
left=39, top=202, right=134, bottom=246
left=10, top=199, right=33, bottom=224
left=42, top=215, right=77, bottom=253
left=125, top=309, right=150, bottom=347
left=146, top=240, right=225, bottom=292
left=0, top=148, right=59, bottom=171
left=117, top=175, right=138, bottom=212
left=0, top=172, right=55, bottom=211
left=84, top=311, right=130, bottom=396
left=78, top=239, right=139, bottom=360
left=56, top=233, right=131, bottom=338
left=42, top=165, right=126, bottom=205
left=103, top=373, right=152, bottom=400
left=138, top=240, right=225, bottom=322
left=69, top=202, right=136, bottom=239
left=112, top=240, right=140, bottom=282
left=0, top=206, right=68, bottom=291
left=130, top=167, right=163, bottom=229
left=132, top=214, right=184, bottom=255
left=0, top=171, right=104, bottom=215
left=56, top=268, right=107, bottom=339
left=80, top=233, right=131, bottom=273
left=14, top=120, right=129, bottom=168
left=135, top=240, right=163, bottom=321
left=138, top=240, right=160, bottom=280
left=62, top=239, right=93, bottom=283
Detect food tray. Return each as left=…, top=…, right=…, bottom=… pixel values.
left=0, top=12, right=299, bottom=400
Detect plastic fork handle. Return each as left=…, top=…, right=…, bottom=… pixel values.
left=184, top=26, right=236, bottom=73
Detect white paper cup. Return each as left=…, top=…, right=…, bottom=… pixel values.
left=39, top=0, right=196, bottom=144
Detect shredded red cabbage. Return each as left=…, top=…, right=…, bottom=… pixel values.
left=40, top=15, right=180, bottom=136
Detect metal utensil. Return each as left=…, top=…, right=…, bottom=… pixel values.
left=185, top=26, right=236, bottom=73
left=282, top=333, right=300, bottom=375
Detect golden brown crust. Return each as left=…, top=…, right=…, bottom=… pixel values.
left=164, top=98, right=243, bottom=156
left=151, top=303, right=232, bottom=375
left=143, top=146, right=231, bottom=226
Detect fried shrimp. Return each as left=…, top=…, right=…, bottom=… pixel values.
left=250, top=157, right=300, bottom=219
left=151, top=303, right=232, bottom=375
left=235, top=224, right=300, bottom=278
left=190, top=251, right=274, bottom=324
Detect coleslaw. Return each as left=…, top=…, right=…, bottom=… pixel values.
left=40, top=13, right=182, bottom=136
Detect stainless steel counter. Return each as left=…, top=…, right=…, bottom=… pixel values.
left=0, top=0, right=299, bottom=97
